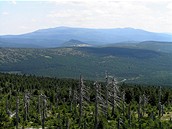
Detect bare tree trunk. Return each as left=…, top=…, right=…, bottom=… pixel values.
left=122, top=91, right=125, bottom=116
left=159, top=86, right=162, bottom=104
left=24, top=94, right=27, bottom=121
left=79, top=75, right=83, bottom=127
left=69, top=87, right=73, bottom=111
left=161, top=104, right=164, bottom=116
left=42, top=99, right=45, bottom=129
left=111, top=83, right=115, bottom=116
left=27, top=101, right=29, bottom=119
left=105, top=85, right=108, bottom=118
left=105, top=72, right=109, bottom=118
left=95, top=82, right=99, bottom=129
left=6, top=98, right=10, bottom=116
left=138, top=96, right=142, bottom=129
left=56, top=87, right=59, bottom=108
left=16, top=96, right=19, bottom=129
left=128, top=103, right=131, bottom=126
left=142, top=94, right=145, bottom=116
left=38, top=95, right=41, bottom=115
left=111, top=77, right=119, bottom=117
left=158, top=86, right=162, bottom=117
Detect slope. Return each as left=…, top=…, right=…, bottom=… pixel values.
left=0, top=47, right=172, bottom=86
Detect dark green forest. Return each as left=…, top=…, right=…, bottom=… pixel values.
left=1, top=73, right=172, bottom=129
left=0, top=47, right=172, bottom=86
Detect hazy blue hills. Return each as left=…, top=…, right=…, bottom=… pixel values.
left=0, top=27, right=172, bottom=48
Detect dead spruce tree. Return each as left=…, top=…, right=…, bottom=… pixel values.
left=137, top=94, right=148, bottom=129
left=158, top=86, right=163, bottom=117
left=69, top=86, right=73, bottom=111
left=23, top=92, right=30, bottom=121
left=73, top=87, right=78, bottom=112
left=122, top=91, right=125, bottom=116
left=6, top=90, right=13, bottom=117
left=105, top=75, right=126, bottom=129
left=138, top=96, right=142, bottom=129
left=104, top=72, right=109, bottom=118
left=16, top=96, right=19, bottom=129
left=94, top=80, right=112, bottom=129
left=128, top=103, right=131, bottom=126
left=109, top=77, right=120, bottom=117
left=94, top=81, right=100, bottom=129
left=6, top=97, right=9, bottom=115
left=105, top=72, right=121, bottom=117
left=38, top=95, right=41, bottom=115
left=142, top=94, right=148, bottom=116
left=6, top=96, right=12, bottom=117
left=40, top=94, right=48, bottom=129
left=55, top=86, right=60, bottom=108
left=78, top=75, right=89, bottom=127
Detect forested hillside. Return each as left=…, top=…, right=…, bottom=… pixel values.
left=0, top=73, right=172, bottom=128
left=0, top=47, right=172, bottom=86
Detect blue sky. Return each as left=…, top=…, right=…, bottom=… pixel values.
left=0, top=0, right=172, bottom=35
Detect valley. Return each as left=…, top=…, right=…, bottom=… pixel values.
left=0, top=45, right=172, bottom=86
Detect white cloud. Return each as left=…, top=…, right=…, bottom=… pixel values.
left=11, top=0, right=16, bottom=5
left=44, top=0, right=172, bottom=32
left=167, top=2, right=172, bottom=10
left=31, top=18, right=37, bottom=22
left=1, top=0, right=172, bottom=34
left=20, top=26, right=29, bottom=29
left=2, top=12, right=9, bottom=15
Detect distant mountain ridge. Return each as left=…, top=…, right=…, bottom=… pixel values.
left=0, top=26, right=171, bottom=48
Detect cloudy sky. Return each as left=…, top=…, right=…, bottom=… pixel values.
left=0, top=0, right=172, bottom=35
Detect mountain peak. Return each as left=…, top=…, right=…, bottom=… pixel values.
left=63, top=39, right=91, bottom=47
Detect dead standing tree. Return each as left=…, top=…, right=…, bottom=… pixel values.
left=78, top=75, right=90, bottom=127
left=105, top=74, right=125, bottom=128
left=137, top=94, right=148, bottom=129
left=6, top=91, right=12, bottom=117
left=94, top=80, right=110, bottom=129
left=142, top=94, right=148, bottom=116
left=23, top=92, right=30, bottom=121
left=16, top=96, right=19, bottom=129
left=158, top=86, right=164, bottom=117
left=104, top=72, right=109, bottom=118
left=105, top=72, right=121, bottom=117
left=108, top=77, right=121, bottom=117
left=94, top=81, right=101, bottom=129
left=40, top=94, right=48, bottom=129
left=55, top=86, right=60, bottom=108
left=69, top=86, right=73, bottom=111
